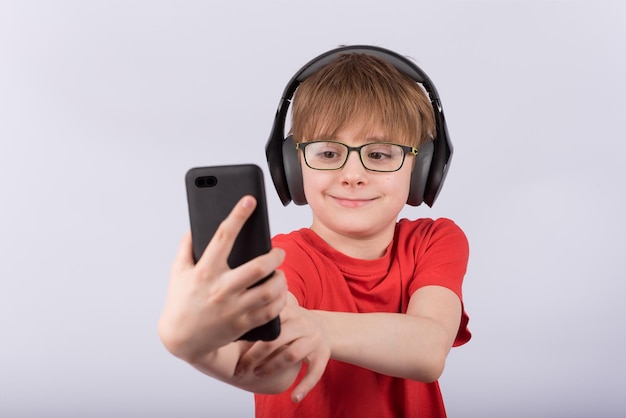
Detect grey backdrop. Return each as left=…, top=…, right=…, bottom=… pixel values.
left=1, top=1, right=625, bottom=417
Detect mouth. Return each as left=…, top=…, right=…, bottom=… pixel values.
left=330, top=196, right=377, bottom=208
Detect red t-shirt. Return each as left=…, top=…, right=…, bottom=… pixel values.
left=255, top=218, right=470, bottom=418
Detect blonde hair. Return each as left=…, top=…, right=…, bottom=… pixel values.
left=290, top=52, right=436, bottom=148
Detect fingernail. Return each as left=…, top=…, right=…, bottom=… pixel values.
left=274, top=248, right=286, bottom=261
left=241, top=196, right=255, bottom=208
left=234, top=367, right=244, bottom=376
left=253, top=367, right=265, bottom=378
left=293, top=393, right=303, bottom=403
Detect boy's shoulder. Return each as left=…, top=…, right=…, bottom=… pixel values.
left=397, top=216, right=465, bottom=235
left=271, top=227, right=321, bottom=252
left=396, top=217, right=469, bottom=252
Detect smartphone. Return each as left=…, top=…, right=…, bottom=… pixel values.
left=185, top=164, right=280, bottom=341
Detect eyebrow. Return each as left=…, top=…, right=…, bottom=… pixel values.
left=313, top=134, right=392, bottom=143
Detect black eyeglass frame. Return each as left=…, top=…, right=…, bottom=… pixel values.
left=295, top=140, right=418, bottom=173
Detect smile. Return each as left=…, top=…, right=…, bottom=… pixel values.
left=331, top=196, right=377, bottom=208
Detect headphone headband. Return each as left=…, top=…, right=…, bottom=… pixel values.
left=265, top=45, right=453, bottom=207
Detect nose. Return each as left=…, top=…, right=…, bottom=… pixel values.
left=340, top=150, right=367, bottom=184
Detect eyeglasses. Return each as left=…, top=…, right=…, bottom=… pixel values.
left=296, top=140, right=418, bottom=172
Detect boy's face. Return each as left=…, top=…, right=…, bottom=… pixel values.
left=301, top=123, right=413, bottom=242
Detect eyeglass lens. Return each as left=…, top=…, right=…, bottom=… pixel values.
left=303, top=142, right=407, bottom=172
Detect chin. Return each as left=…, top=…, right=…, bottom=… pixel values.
left=334, top=220, right=388, bottom=237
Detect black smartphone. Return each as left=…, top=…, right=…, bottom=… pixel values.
left=185, top=164, right=280, bottom=341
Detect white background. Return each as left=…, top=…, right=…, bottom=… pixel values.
left=1, top=1, right=625, bottom=417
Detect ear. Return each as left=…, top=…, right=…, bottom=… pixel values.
left=282, top=136, right=307, bottom=205
left=407, top=140, right=434, bottom=206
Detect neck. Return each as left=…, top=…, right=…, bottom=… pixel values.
left=309, top=222, right=396, bottom=260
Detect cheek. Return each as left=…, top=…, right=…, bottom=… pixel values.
left=386, top=177, right=411, bottom=201
left=386, top=165, right=413, bottom=190
left=301, top=166, right=326, bottom=197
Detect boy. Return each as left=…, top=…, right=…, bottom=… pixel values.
left=158, top=45, right=470, bottom=418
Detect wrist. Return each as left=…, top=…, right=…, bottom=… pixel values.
left=311, top=310, right=336, bottom=356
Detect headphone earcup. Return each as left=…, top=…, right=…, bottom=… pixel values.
left=282, top=135, right=307, bottom=205
left=407, top=140, right=434, bottom=206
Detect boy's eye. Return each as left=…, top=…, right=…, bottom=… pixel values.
left=364, top=144, right=396, bottom=160
left=313, top=143, right=345, bottom=159
left=367, top=151, right=390, bottom=160
left=320, top=151, right=341, bottom=159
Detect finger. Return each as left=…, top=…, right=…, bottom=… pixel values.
left=196, top=195, right=257, bottom=271
left=291, top=355, right=328, bottom=403
left=254, top=327, right=312, bottom=377
left=235, top=281, right=288, bottom=340
left=252, top=346, right=302, bottom=377
left=237, top=300, right=301, bottom=377
left=231, top=250, right=286, bottom=299
left=234, top=340, right=286, bottom=377
left=170, top=230, right=194, bottom=275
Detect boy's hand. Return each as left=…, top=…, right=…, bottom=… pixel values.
left=158, top=196, right=288, bottom=362
left=234, top=294, right=331, bottom=403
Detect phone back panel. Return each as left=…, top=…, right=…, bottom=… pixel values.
left=185, top=164, right=272, bottom=266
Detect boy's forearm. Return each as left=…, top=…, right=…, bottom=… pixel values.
left=313, top=310, right=451, bottom=382
left=189, top=341, right=301, bottom=394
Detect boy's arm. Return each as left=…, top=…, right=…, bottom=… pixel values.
left=185, top=339, right=303, bottom=394
left=247, top=285, right=461, bottom=384
left=313, top=285, right=462, bottom=382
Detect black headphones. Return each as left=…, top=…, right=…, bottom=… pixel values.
left=265, top=45, right=453, bottom=207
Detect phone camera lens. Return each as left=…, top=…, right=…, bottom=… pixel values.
left=196, top=176, right=217, bottom=188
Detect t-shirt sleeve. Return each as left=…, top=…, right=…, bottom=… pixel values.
left=406, top=218, right=471, bottom=346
